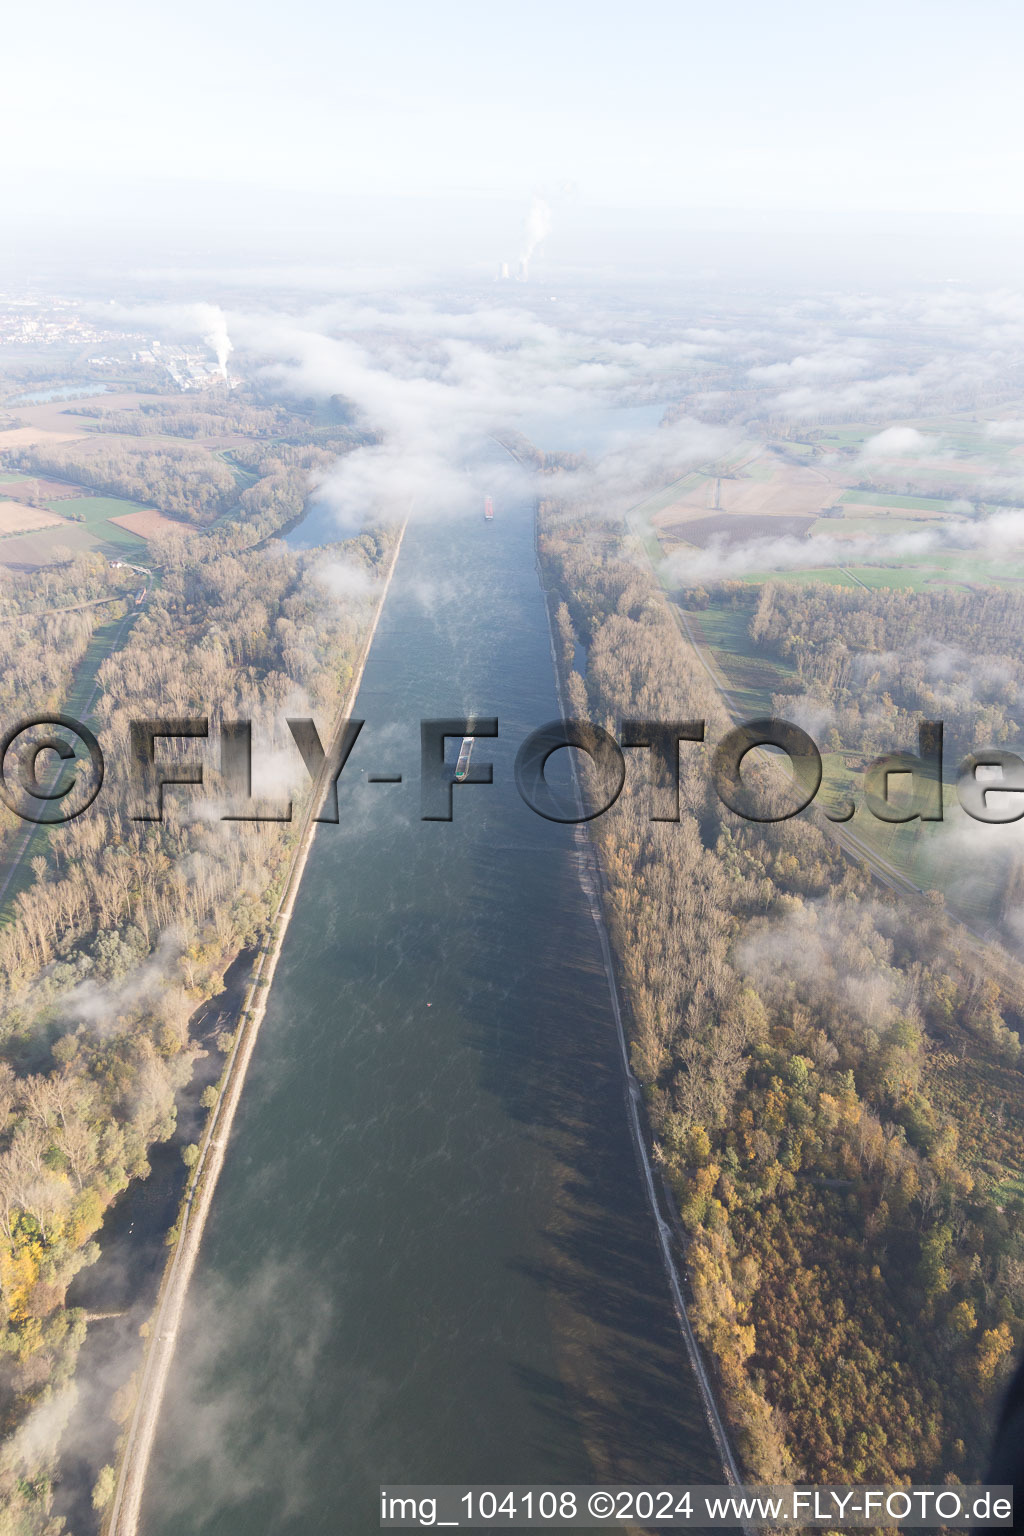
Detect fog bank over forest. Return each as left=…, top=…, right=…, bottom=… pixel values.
left=96, top=267, right=1024, bottom=538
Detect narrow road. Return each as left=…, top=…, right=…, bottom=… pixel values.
left=0, top=593, right=128, bottom=623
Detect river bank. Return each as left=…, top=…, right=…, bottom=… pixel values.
left=101, top=518, right=408, bottom=1536
left=54, top=950, right=253, bottom=1532
left=535, top=538, right=743, bottom=1494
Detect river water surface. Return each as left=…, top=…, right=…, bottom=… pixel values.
left=142, top=446, right=723, bottom=1533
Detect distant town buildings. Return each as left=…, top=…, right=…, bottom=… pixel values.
left=0, top=295, right=237, bottom=390
left=0, top=300, right=108, bottom=348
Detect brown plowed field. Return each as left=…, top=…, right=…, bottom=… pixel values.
left=108, top=508, right=192, bottom=540
left=664, top=512, right=817, bottom=548
left=2, top=478, right=89, bottom=503
left=0, top=502, right=64, bottom=534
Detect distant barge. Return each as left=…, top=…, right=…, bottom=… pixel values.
left=455, top=737, right=475, bottom=781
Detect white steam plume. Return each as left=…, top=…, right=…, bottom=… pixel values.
left=97, top=300, right=233, bottom=376
left=519, top=195, right=551, bottom=279
left=196, top=302, right=233, bottom=377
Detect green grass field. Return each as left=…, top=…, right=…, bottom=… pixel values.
left=991, top=1173, right=1024, bottom=1207
left=811, top=516, right=930, bottom=536
left=628, top=470, right=707, bottom=519
left=841, top=566, right=943, bottom=590
left=686, top=601, right=802, bottom=713
left=812, top=426, right=878, bottom=449
left=738, top=567, right=862, bottom=588
left=736, top=560, right=1024, bottom=593
left=220, top=457, right=260, bottom=487
left=715, top=442, right=761, bottom=471
left=840, top=491, right=965, bottom=512
left=44, top=494, right=150, bottom=553
left=47, top=494, right=149, bottom=527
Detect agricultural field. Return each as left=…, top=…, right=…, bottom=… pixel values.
left=640, top=409, right=1024, bottom=595
left=0, top=395, right=170, bottom=561
left=0, top=492, right=151, bottom=566
left=733, top=559, right=1024, bottom=593
left=811, top=516, right=935, bottom=538
left=735, top=566, right=866, bottom=588
left=0, top=502, right=63, bottom=535
left=109, top=507, right=192, bottom=540
left=630, top=409, right=1024, bottom=925
left=47, top=495, right=151, bottom=527
left=1, top=391, right=162, bottom=439
left=0, top=524, right=116, bottom=570
left=648, top=449, right=840, bottom=538
left=664, top=511, right=817, bottom=547
left=0, top=426, right=88, bottom=450
left=0, top=476, right=86, bottom=502
left=839, top=491, right=964, bottom=513
left=627, top=468, right=709, bottom=519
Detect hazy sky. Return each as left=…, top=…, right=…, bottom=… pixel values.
left=6, top=0, right=1021, bottom=208
left=5, top=0, right=1024, bottom=279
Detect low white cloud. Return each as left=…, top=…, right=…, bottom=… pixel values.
left=313, top=557, right=376, bottom=601
left=860, top=426, right=939, bottom=458
left=58, top=930, right=184, bottom=1035
left=669, top=508, right=1024, bottom=585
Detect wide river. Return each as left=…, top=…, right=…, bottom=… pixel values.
left=142, top=442, right=723, bottom=1533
